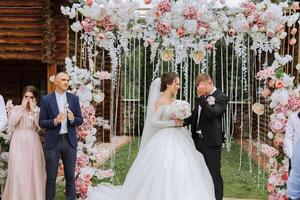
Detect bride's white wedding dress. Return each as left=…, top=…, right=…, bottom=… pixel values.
left=87, top=102, right=215, bottom=200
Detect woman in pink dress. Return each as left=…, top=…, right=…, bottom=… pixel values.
left=3, top=86, right=46, bottom=200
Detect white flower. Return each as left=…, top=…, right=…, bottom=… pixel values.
left=267, top=132, right=274, bottom=139
left=184, top=20, right=197, bottom=34
left=278, top=32, right=287, bottom=39
left=71, top=21, right=82, bottom=32
left=93, top=93, right=105, bottom=103
left=207, top=96, right=216, bottom=105
left=282, top=74, right=295, bottom=88
left=170, top=100, right=191, bottom=120
left=296, top=64, right=300, bottom=72
left=86, top=83, right=93, bottom=91
left=0, top=152, right=9, bottom=162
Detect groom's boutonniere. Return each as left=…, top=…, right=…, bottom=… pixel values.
left=207, top=96, right=215, bottom=105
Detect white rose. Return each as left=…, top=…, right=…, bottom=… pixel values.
left=86, top=83, right=93, bottom=91
left=279, top=32, right=287, bottom=39
left=267, top=132, right=274, bottom=139
left=93, top=93, right=105, bottom=103
left=296, top=64, right=300, bottom=72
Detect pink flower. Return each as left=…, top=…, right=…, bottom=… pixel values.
left=228, top=28, right=236, bottom=36
left=276, top=24, right=285, bottom=33
left=157, top=0, right=172, bottom=14
left=144, top=0, right=151, bottom=4
left=260, top=144, right=279, bottom=158
left=76, top=153, right=90, bottom=168
left=205, top=43, right=213, bottom=51
left=176, top=27, right=185, bottom=37
left=81, top=17, right=97, bottom=32
left=275, top=80, right=285, bottom=89
left=94, top=71, right=111, bottom=80
left=289, top=37, right=297, bottom=46
left=291, top=28, right=298, bottom=36
left=146, top=38, right=154, bottom=45
left=257, top=67, right=275, bottom=80
left=262, top=89, right=271, bottom=98
left=267, top=184, right=275, bottom=193
left=241, top=2, right=256, bottom=16
left=197, top=21, right=210, bottom=32
left=156, top=21, right=171, bottom=36
left=292, top=2, right=300, bottom=12
left=101, top=16, right=116, bottom=31
left=267, top=30, right=274, bottom=38
left=78, top=130, right=89, bottom=139
left=268, top=79, right=275, bottom=88
left=86, top=0, right=93, bottom=6
left=183, top=6, right=197, bottom=20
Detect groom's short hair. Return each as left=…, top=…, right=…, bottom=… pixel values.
left=195, top=74, right=212, bottom=86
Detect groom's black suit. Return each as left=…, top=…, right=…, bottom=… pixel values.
left=184, top=89, right=229, bottom=200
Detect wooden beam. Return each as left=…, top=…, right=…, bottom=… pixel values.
left=0, top=52, right=42, bottom=60
left=47, top=64, right=56, bottom=93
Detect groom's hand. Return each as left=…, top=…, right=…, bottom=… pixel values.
left=197, top=85, right=206, bottom=97
left=54, top=112, right=64, bottom=125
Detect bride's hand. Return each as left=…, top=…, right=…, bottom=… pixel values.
left=175, top=119, right=183, bottom=127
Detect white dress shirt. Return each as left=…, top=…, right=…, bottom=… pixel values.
left=284, top=111, right=300, bottom=158
left=0, top=95, right=8, bottom=132
left=55, top=92, right=68, bottom=134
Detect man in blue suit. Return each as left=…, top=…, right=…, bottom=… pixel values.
left=39, top=72, right=83, bottom=200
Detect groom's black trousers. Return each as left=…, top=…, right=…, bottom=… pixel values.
left=193, top=136, right=223, bottom=200
left=45, top=134, right=77, bottom=200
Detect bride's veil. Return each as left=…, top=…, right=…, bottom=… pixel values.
left=140, top=78, right=161, bottom=149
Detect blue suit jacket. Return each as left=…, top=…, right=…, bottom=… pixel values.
left=39, top=92, right=83, bottom=149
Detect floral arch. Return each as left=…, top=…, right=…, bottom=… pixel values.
left=1, top=0, right=297, bottom=199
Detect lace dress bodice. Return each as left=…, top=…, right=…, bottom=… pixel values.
left=150, top=104, right=176, bottom=128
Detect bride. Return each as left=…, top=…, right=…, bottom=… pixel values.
left=87, top=72, right=215, bottom=200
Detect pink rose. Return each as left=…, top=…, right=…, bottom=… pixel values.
left=268, top=79, right=275, bottom=88
left=275, top=80, right=284, bottom=89
left=228, top=28, right=236, bottom=36
left=183, top=6, right=197, bottom=20
left=86, top=0, right=93, bottom=6
left=262, top=89, right=271, bottom=98
left=81, top=17, right=97, bottom=32
left=241, top=2, right=256, bottom=16
left=157, top=0, right=172, bottom=14
left=144, top=0, right=151, bottom=4
left=102, top=16, right=116, bottom=31
left=292, top=2, right=300, bottom=12
left=276, top=24, right=285, bottom=33
left=289, top=37, right=297, bottom=46
left=267, top=184, right=275, bottom=193
left=156, top=21, right=171, bottom=36
left=205, top=43, right=213, bottom=51
left=176, top=27, right=185, bottom=37
left=291, top=27, right=298, bottom=36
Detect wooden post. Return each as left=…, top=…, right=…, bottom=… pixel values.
left=47, top=63, right=57, bottom=93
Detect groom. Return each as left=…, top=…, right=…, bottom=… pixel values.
left=184, top=74, right=229, bottom=200
left=39, top=72, right=83, bottom=200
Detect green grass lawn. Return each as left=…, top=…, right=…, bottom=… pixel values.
left=57, top=137, right=268, bottom=199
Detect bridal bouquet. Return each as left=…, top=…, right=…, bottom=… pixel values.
left=170, top=100, right=191, bottom=120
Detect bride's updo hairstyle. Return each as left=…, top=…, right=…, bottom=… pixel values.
left=160, top=72, right=179, bottom=92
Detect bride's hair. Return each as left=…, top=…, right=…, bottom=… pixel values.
left=160, top=72, right=179, bottom=92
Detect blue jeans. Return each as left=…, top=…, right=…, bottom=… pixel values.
left=45, top=134, right=77, bottom=200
